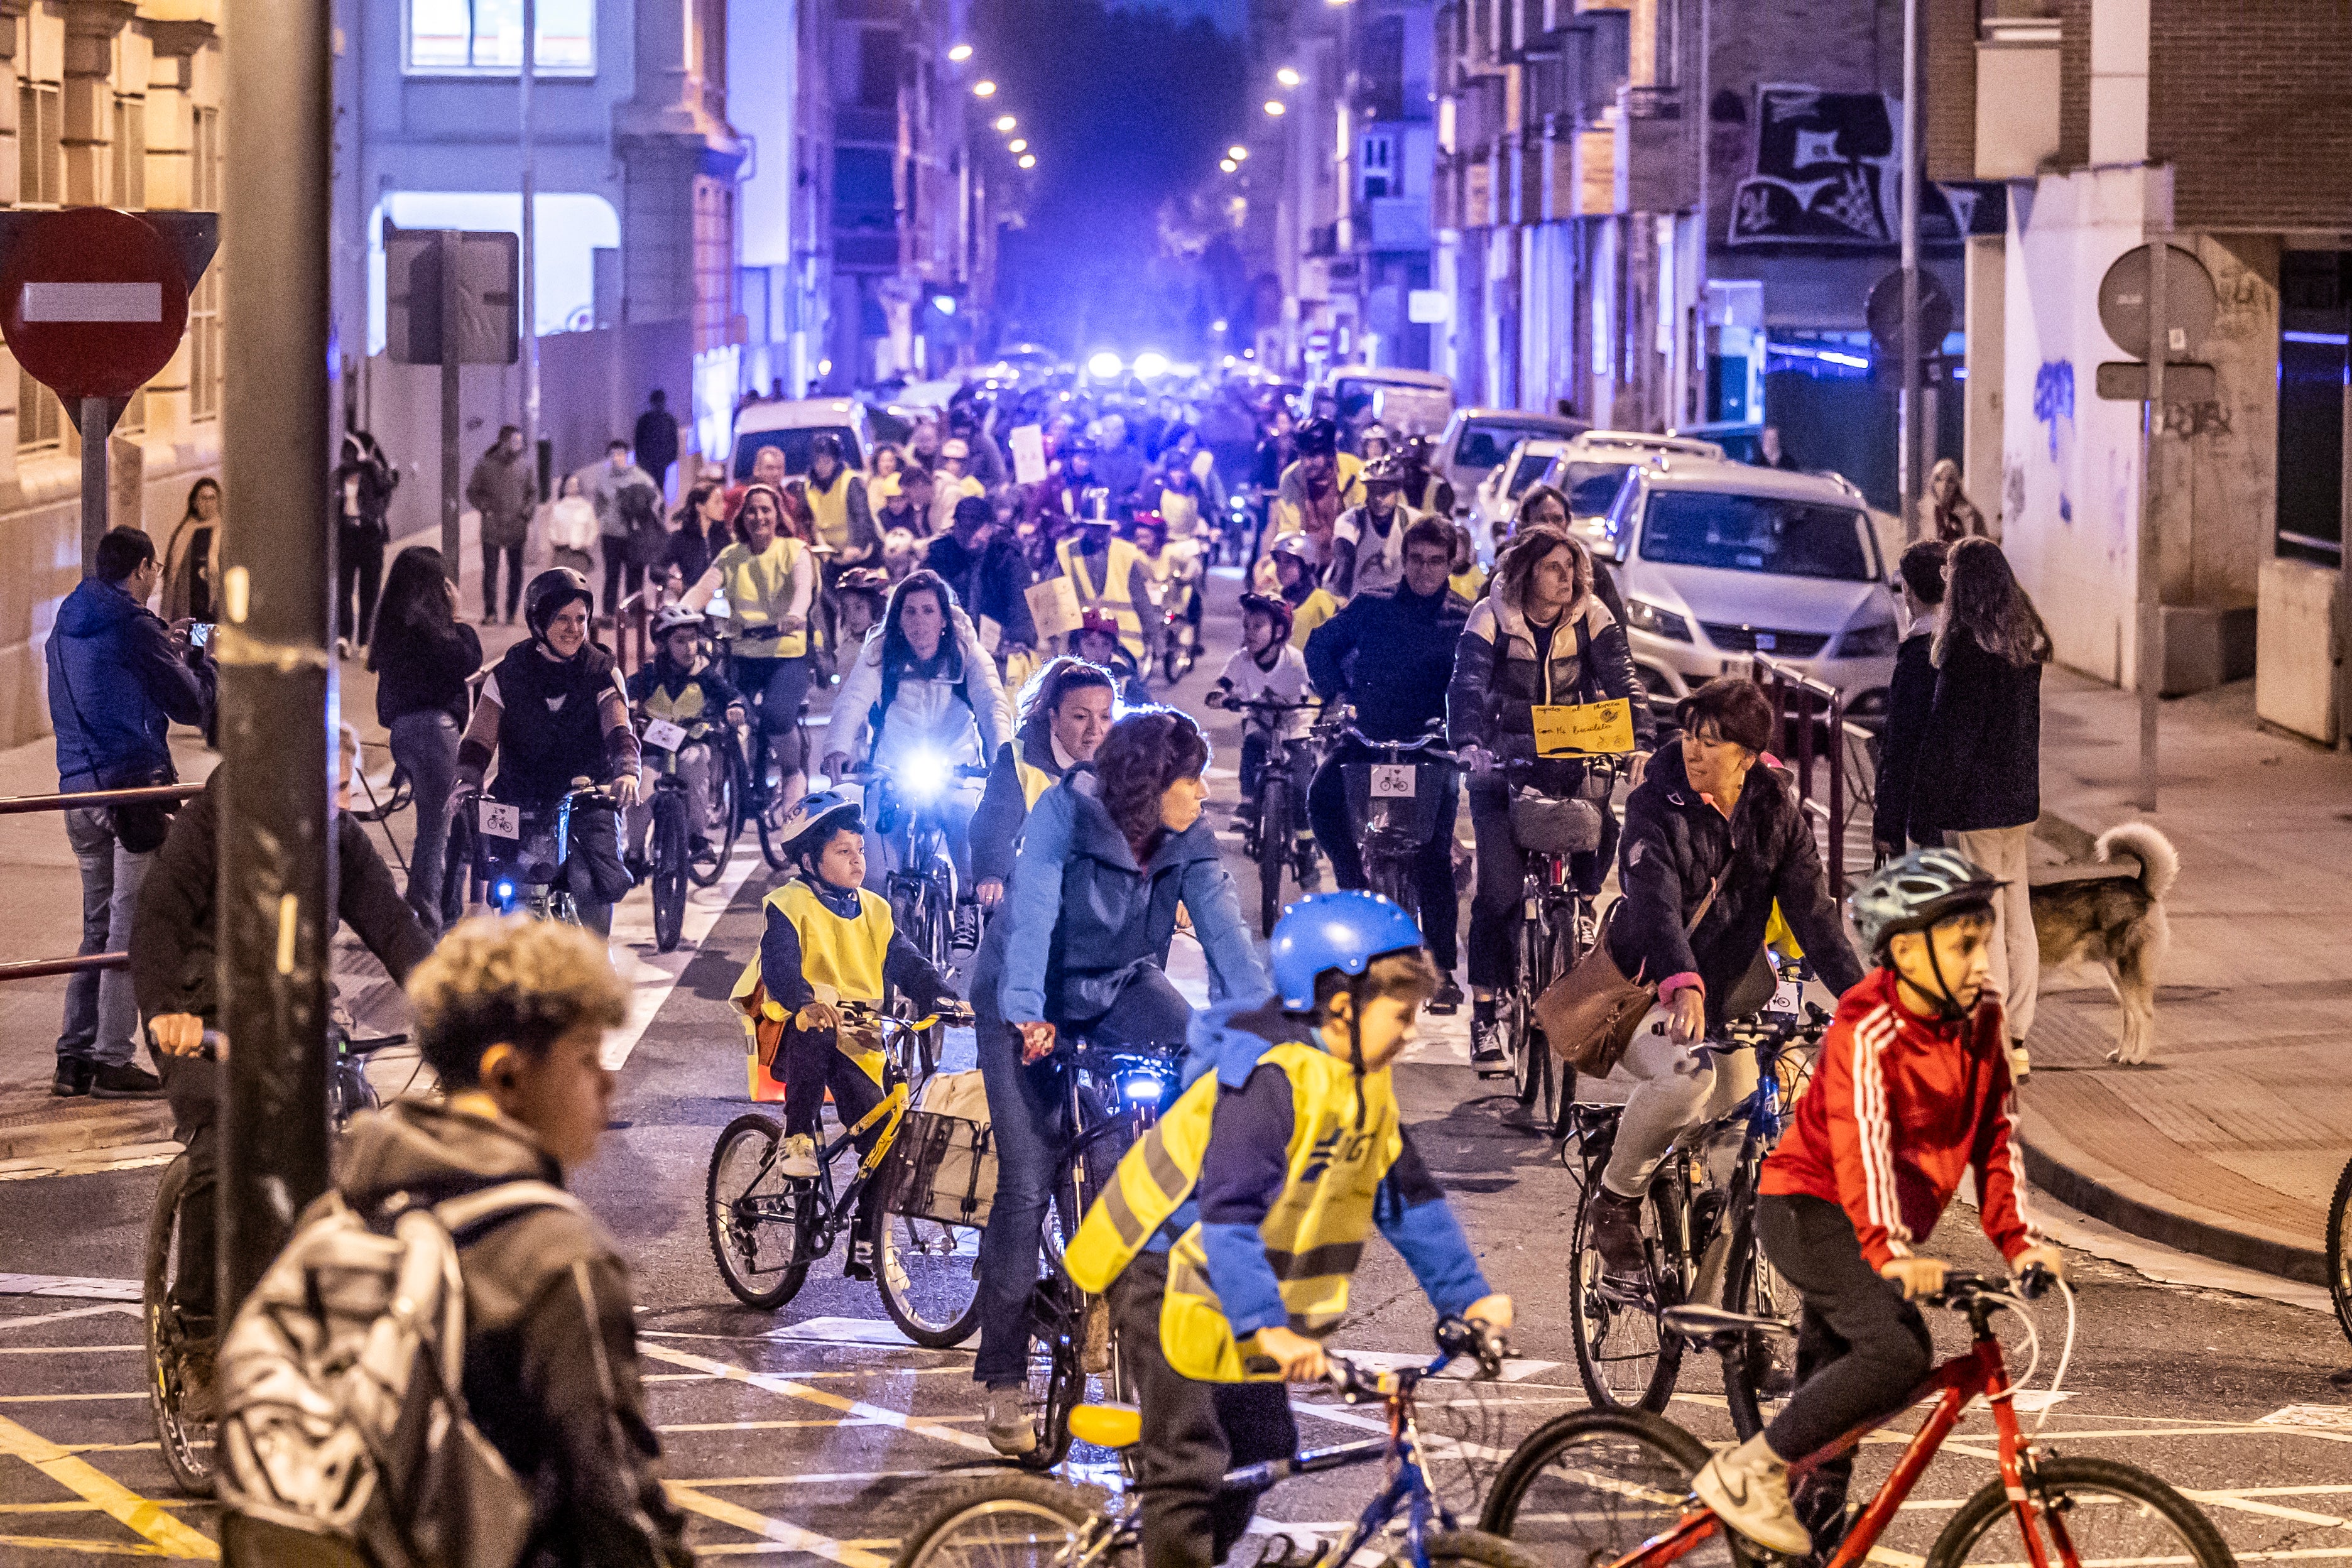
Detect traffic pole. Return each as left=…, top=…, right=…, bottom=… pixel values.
left=77, top=397, right=107, bottom=576
left=1897, top=0, right=1922, bottom=526
left=440, top=229, right=462, bottom=585
left=216, top=0, right=337, bottom=1331
left=2137, top=212, right=2169, bottom=811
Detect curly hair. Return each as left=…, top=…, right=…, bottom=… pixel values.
left=1093, top=708, right=1209, bottom=847
left=1937, top=535, right=2050, bottom=668
left=1017, top=655, right=1117, bottom=730
left=1493, top=523, right=1590, bottom=616
left=408, top=917, right=629, bottom=1088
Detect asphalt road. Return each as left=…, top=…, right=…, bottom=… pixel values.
left=3, top=566, right=2351, bottom=1562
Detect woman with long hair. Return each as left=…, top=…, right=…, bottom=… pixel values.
left=366, top=546, right=482, bottom=930
left=1909, top=535, right=2050, bottom=1073
left=663, top=481, right=726, bottom=596
left=968, top=707, right=1264, bottom=1456
left=161, top=477, right=222, bottom=624
left=969, top=655, right=1117, bottom=908
left=681, top=482, right=818, bottom=812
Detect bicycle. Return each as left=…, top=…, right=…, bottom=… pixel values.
left=895, top=1318, right=1541, bottom=1568
left=145, top=1027, right=408, bottom=1496
left=1212, top=691, right=1326, bottom=935
left=1485, top=752, right=1631, bottom=1136
left=1483, top=1270, right=2233, bottom=1568
left=848, top=756, right=989, bottom=978
left=633, top=709, right=749, bottom=950
left=1337, top=723, right=1462, bottom=923
left=705, top=1002, right=983, bottom=1348
left=2326, top=1153, right=2352, bottom=1353
left=444, top=780, right=618, bottom=927
left=1561, top=957, right=1827, bottom=1434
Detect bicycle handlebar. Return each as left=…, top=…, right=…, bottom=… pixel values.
left=1931, top=1266, right=2057, bottom=1307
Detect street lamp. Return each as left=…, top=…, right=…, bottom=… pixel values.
left=1229, top=145, right=1249, bottom=160
left=974, top=79, right=998, bottom=97
left=994, top=114, right=1016, bottom=133
left=1087, top=351, right=1124, bottom=379
left=1264, top=99, right=1286, bottom=116
left=1220, top=158, right=1238, bottom=173
left=1277, top=66, right=1302, bottom=87
left=949, top=42, right=973, bottom=62
left=1018, top=153, right=1037, bottom=169
left=1008, top=138, right=1028, bottom=153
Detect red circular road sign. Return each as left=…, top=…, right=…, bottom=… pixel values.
left=0, top=208, right=190, bottom=403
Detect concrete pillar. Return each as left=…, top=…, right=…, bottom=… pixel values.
left=2088, top=0, right=2148, bottom=165
left=59, top=0, right=134, bottom=207
left=1963, top=234, right=2005, bottom=538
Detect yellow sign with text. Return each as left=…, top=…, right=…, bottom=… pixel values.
left=1531, top=698, right=1636, bottom=758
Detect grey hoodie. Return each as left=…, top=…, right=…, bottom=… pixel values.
left=330, top=1102, right=690, bottom=1568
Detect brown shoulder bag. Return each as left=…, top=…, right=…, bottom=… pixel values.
left=1535, top=871, right=1724, bottom=1079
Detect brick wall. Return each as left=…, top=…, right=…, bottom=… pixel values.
left=1924, top=0, right=1978, bottom=182
left=2057, top=0, right=2089, bottom=166
left=2150, top=0, right=2352, bottom=231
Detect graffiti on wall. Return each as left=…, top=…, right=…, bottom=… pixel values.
left=2032, top=360, right=2076, bottom=524
left=1726, top=87, right=1993, bottom=248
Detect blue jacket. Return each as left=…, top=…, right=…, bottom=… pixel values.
left=46, top=577, right=212, bottom=786
left=996, top=766, right=1266, bottom=1027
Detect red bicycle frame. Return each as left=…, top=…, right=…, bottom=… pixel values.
left=1616, top=1309, right=2077, bottom=1568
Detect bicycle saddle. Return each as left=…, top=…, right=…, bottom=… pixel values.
left=1660, top=1303, right=1796, bottom=1347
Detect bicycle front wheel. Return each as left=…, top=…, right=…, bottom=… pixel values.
left=1567, top=1172, right=1681, bottom=1413
left=144, top=1155, right=215, bottom=1497
left=1481, top=1407, right=1746, bottom=1568
left=2328, top=1154, right=2352, bottom=1346
left=1257, top=779, right=1291, bottom=937
left=1926, top=1457, right=2233, bottom=1568
left=651, top=791, right=689, bottom=953
left=876, top=1215, right=983, bottom=1349
left=893, top=1473, right=1102, bottom=1568
left=1721, top=1194, right=1800, bottom=1441
left=690, top=744, right=741, bottom=887
left=705, top=1114, right=815, bottom=1310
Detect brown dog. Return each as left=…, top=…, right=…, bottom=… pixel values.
left=2028, top=823, right=2179, bottom=1065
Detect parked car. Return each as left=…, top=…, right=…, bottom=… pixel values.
left=1320, top=365, right=1453, bottom=434
left=1430, top=408, right=1587, bottom=515
left=1469, top=437, right=1577, bottom=552
left=729, top=398, right=874, bottom=479
left=1538, top=431, right=1726, bottom=555
left=1592, top=455, right=1900, bottom=721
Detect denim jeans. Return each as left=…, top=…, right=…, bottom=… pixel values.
left=389, top=710, right=459, bottom=933
left=1306, top=740, right=1460, bottom=973
left=58, top=805, right=153, bottom=1067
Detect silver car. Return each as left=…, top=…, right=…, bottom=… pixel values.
left=1592, top=457, right=1900, bottom=720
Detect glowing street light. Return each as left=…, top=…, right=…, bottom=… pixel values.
left=1087, top=351, right=1124, bottom=379
left=1018, top=153, right=1037, bottom=169
left=1229, top=144, right=1249, bottom=160
left=1264, top=99, right=1286, bottom=116
left=1133, top=351, right=1173, bottom=379
left=1008, top=138, right=1028, bottom=153
left=973, top=79, right=998, bottom=97
left=994, top=114, right=1017, bottom=133
left=949, top=43, right=973, bottom=62
left=1277, top=66, right=1302, bottom=87
left=1219, top=158, right=1238, bottom=173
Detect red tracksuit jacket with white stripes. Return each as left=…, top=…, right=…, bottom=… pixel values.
left=1760, top=967, right=2039, bottom=1270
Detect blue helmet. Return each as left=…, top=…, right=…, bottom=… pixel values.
left=1269, top=891, right=1426, bottom=1011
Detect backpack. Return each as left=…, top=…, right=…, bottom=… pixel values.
left=214, top=1179, right=585, bottom=1568
left=620, top=482, right=670, bottom=568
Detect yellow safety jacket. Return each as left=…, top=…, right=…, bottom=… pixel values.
left=1288, top=588, right=1342, bottom=650
left=714, top=536, right=808, bottom=658
left=803, top=470, right=862, bottom=555
left=730, top=878, right=893, bottom=1084
left=1012, top=736, right=1059, bottom=808
left=1056, top=536, right=1148, bottom=659
left=1065, top=1041, right=1403, bottom=1382
left=641, top=677, right=712, bottom=726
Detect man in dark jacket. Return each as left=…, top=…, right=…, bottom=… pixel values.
left=334, top=429, right=398, bottom=653
left=1873, top=540, right=1947, bottom=855
left=138, top=738, right=436, bottom=1352
left=1589, top=677, right=1865, bottom=1283
left=926, top=495, right=1035, bottom=650
left=1302, top=518, right=1471, bottom=1008
left=633, top=388, right=680, bottom=495
left=48, top=525, right=215, bottom=1098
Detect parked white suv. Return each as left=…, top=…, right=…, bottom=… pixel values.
left=1540, top=431, right=1724, bottom=550
left=1593, top=457, right=1900, bottom=720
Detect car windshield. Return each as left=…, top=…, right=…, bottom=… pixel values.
left=734, top=426, right=863, bottom=480
left=1639, top=491, right=1876, bottom=581
left=1565, top=462, right=1633, bottom=517
left=1505, top=451, right=1552, bottom=499
left=1457, top=421, right=1564, bottom=471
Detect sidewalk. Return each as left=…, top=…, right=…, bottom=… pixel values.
left=2017, top=665, right=2352, bottom=1284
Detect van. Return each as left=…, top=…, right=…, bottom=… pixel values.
left=729, top=398, right=874, bottom=480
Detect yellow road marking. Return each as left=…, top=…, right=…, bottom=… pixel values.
left=0, top=1501, right=193, bottom=1514
left=0, top=1535, right=183, bottom=1557
left=0, top=1412, right=219, bottom=1559
left=639, top=1341, right=996, bottom=1456
left=0, top=1392, right=149, bottom=1403
left=667, top=1481, right=895, bottom=1567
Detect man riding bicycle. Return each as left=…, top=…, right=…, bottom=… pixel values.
left=626, top=604, right=746, bottom=865
left=1327, top=452, right=1427, bottom=600
left=1449, top=527, right=1655, bottom=1064
left=1302, top=518, right=1469, bottom=1014
left=455, top=568, right=642, bottom=934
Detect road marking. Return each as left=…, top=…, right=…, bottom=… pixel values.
left=602, top=843, right=765, bottom=1072
left=0, top=1344, right=141, bottom=1355
left=2263, top=1405, right=2352, bottom=1432
left=0, top=1276, right=141, bottom=1303
left=660, top=1415, right=979, bottom=1434
left=2185, top=1493, right=2349, bottom=1528
left=767, top=1315, right=944, bottom=1349
left=0, top=1412, right=219, bottom=1559
left=0, top=1535, right=184, bottom=1558
left=639, top=1341, right=997, bottom=1456
left=678, top=1471, right=934, bottom=1488
left=0, top=1501, right=191, bottom=1514
left=0, top=1304, right=143, bottom=1333
left=0, top=1391, right=146, bottom=1403
left=666, top=1480, right=893, bottom=1568
left=0, top=1145, right=183, bottom=1184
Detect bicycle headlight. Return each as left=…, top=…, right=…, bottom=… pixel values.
left=492, top=877, right=518, bottom=906
left=1121, top=1073, right=1164, bottom=1104
left=903, top=750, right=949, bottom=800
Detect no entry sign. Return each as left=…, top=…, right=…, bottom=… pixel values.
left=0, top=208, right=212, bottom=403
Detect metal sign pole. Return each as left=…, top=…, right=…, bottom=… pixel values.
left=78, top=397, right=107, bottom=576
left=521, top=0, right=540, bottom=494
left=440, top=229, right=462, bottom=585
left=1897, top=0, right=1923, bottom=525
left=2137, top=224, right=2168, bottom=811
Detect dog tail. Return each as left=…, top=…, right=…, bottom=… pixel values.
left=2096, top=822, right=2179, bottom=903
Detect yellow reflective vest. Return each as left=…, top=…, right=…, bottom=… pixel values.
left=1288, top=588, right=1342, bottom=650
left=730, top=878, right=893, bottom=1083
left=1012, top=736, right=1058, bottom=808
left=1056, top=536, right=1148, bottom=659
left=1065, top=1040, right=1403, bottom=1382
left=714, top=536, right=808, bottom=658
left=803, top=470, right=863, bottom=556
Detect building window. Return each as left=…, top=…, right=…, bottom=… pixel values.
left=405, top=0, right=594, bottom=75
left=192, top=106, right=220, bottom=210
left=17, top=369, right=60, bottom=451
left=18, top=80, right=59, bottom=207
left=112, top=96, right=145, bottom=209
left=189, top=268, right=221, bottom=422
left=1362, top=134, right=1396, bottom=199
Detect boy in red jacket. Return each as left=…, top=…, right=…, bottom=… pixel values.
left=1694, top=848, right=2066, bottom=1556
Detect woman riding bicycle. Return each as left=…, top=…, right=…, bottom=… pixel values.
left=969, top=708, right=1267, bottom=1456
left=454, top=568, right=641, bottom=934
left=820, top=568, right=1009, bottom=893
left=969, top=655, right=1116, bottom=913
left=1449, top=526, right=1655, bottom=1065
left=1586, top=676, right=1864, bottom=1284
left=682, top=481, right=816, bottom=814
left=626, top=603, right=746, bottom=864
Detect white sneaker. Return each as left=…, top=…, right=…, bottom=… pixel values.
left=2008, top=1041, right=2032, bottom=1082
left=985, top=1385, right=1038, bottom=1457
left=777, top=1133, right=819, bottom=1180
left=1692, top=1435, right=1812, bottom=1557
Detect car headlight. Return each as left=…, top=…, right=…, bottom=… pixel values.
left=1625, top=597, right=1692, bottom=642
left=1838, top=619, right=1900, bottom=658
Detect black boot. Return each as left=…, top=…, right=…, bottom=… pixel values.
left=1587, top=1188, right=1650, bottom=1285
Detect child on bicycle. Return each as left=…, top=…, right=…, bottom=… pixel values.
left=626, top=603, right=745, bottom=864
left=729, top=792, right=959, bottom=1266
left=1205, top=592, right=1313, bottom=835
left=1066, top=891, right=1513, bottom=1568
left=1696, top=849, right=2066, bottom=1557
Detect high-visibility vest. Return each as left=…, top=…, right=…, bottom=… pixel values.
left=1288, top=588, right=1341, bottom=650
left=716, top=536, right=808, bottom=658
left=803, top=471, right=863, bottom=555
left=1012, top=736, right=1058, bottom=808
left=641, top=675, right=711, bottom=724
left=730, top=878, right=893, bottom=1084
left=1056, top=536, right=1147, bottom=658
left=1064, top=1040, right=1403, bottom=1382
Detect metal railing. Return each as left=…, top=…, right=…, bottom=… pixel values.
left=1749, top=655, right=1850, bottom=891
left=0, top=781, right=202, bottom=980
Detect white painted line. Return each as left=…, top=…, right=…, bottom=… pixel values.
left=601, top=842, right=764, bottom=1071
left=0, top=1305, right=142, bottom=1332
left=678, top=1471, right=934, bottom=1489
left=765, top=1315, right=942, bottom=1351
left=0, top=1392, right=146, bottom=1404
left=2263, top=1405, right=2352, bottom=1432
left=638, top=1340, right=996, bottom=1456
left=23, top=281, right=161, bottom=322
left=0, top=1345, right=140, bottom=1356
left=667, top=1481, right=893, bottom=1568
left=0, top=1276, right=141, bottom=1304
left=0, top=1145, right=181, bottom=1184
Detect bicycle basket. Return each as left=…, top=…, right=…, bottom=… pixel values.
left=1508, top=790, right=1603, bottom=855
left=878, top=1074, right=996, bottom=1228
left=1342, top=759, right=1447, bottom=845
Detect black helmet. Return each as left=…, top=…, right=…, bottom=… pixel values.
left=810, top=432, right=844, bottom=460
left=523, top=567, right=595, bottom=641
left=1361, top=452, right=1408, bottom=489
left=1294, top=417, right=1340, bottom=459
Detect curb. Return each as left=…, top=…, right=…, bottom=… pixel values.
left=0, top=1100, right=175, bottom=1165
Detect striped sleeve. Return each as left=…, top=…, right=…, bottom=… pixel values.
left=1824, top=1004, right=1914, bottom=1268
left=1972, top=1035, right=2042, bottom=1261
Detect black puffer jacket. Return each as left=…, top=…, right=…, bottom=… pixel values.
left=1606, top=744, right=1865, bottom=1027
left=1447, top=536, right=1655, bottom=765
left=1909, top=627, right=2042, bottom=834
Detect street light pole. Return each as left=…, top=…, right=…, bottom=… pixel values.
left=216, top=0, right=336, bottom=1326
left=521, top=0, right=540, bottom=490
left=1898, top=0, right=1923, bottom=526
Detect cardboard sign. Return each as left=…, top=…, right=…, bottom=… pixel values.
left=1026, top=574, right=1084, bottom=639
left=1009, top=423, right=1047, bottom=486
left=479, top=800, right=521, bottom=839
left=1369, top=764, right=1417, bottom=798
left=642, top=717, right=688, bottom=753
left=1532, top=698, right=1636, bottom=757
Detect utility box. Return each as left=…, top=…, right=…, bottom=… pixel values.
left=2255, top=558, right=2343, bottom=744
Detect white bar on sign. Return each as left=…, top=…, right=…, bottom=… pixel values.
left=21, top=281, right=162, bottom=323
